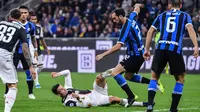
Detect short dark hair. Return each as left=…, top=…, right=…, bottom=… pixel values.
left=29, top=12, right=37, bottom=17
left=112, top=8, right=125, bottom=17
left=52, top=84, right=60, bottom=95
left=169, top=0, right=182, bottom=7
left=9, top=8, right=21, bottom=19
left=19, top=5, right=29, bottom=10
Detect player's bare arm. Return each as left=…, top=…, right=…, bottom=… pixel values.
left=22, top=42, right=36, bottom=79
left=186, top=24, right=199, bottom=58
left=31, top=36, right=38, bottom=57
left=143, top=27, right=156, bottom=60
left=41, top=38, right=50, bottom=54
left=96, top=43, right=122, bottom=61
left=133, top=3, right=144, bottom=14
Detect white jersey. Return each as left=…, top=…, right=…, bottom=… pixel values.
left=62, top=82, right=110, bottom=107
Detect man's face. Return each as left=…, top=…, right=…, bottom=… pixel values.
left=111, top=13, right=120, bottom=24
left=30, top=16, right=37, bottom=24
left=19, top=8, right=29, bottom=21
left=56, top=85, right=68, bottom=97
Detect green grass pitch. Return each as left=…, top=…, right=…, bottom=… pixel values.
left=0, top=72, right=200, bottom=112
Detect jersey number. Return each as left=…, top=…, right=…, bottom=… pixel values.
left=166, top=17, right=176, bottom=33
left=0, top=25, right=16, bottom=43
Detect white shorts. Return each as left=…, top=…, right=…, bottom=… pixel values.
left=0, top=52, right=18, bottom=84
left=91, top=82, right=110, bottom=106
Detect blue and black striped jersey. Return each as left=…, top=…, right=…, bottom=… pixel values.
left=16, top=21, right=36, bottom=54
left=152, top=9, right=192, bottom=54
left=118, top=12, right=144, bottom=56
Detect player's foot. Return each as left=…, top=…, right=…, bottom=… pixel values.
left=35, top=84, right=41, bottom=89
left=143, top=102, right=155, bottom=107
left=133, top=93, right=139, bottom=100
left=28, top=94, right=36, bottom=99
left=157, top=80, right=164, bottom=94
left=125, top=97, right=135, bottom=108
left=146, top=105, right=153, bottom=112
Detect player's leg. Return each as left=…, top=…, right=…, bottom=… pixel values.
left=4, top=84, right=18, bottom=112
left=0, top=56, right=18, bottom=112
left=35, top=54, right=44, bottom=88
left=112, top=58, right=135, bottom=107
left=51, top=69, right=73, bottom=89
left=5, top=53, right=20, bottom=95
left=93, top=74, right=108, bottom=95
left=146, top=50, right=167, bottom=112
left=21, top=55, right=35, bottom=99
left=168, top=52, right=186, bottom=112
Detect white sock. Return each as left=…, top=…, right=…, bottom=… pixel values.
left=120, top=99, right=143, bottom=106
left=34, top=67, right=39, bottom=85
left=58, top=69, right=70, bottom=76
left=101, top=68, right=114, bottom=78
left=37, top=66, right=43, bottom=74
left=4, top=87, right=17, bottom=112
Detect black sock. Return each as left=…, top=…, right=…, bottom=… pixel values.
left=141, top=77, right=150, bottom=84
left=170, top=93, right=182, bottom=112
left=5, top=84, right=8, bottom=94
left=121, top=84, right=135, bottom=99
left=27, top=80, right=34, bottom=94
left=148, top=90, right=156, bottom=106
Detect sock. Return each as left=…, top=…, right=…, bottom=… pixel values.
left=120, top=99, right=143, bottom=106
left=147, top=80, right=157, bottom=110
left=4, top=87, right=17, bottom=112
left=114, top=74, right=134, bottom=99
left=58, top=69, right=70, bottom=76
left=34, top=67, right=39, bottom=85
left=37, top=65, right=43, bottom=73
left=130, top=74, right=150, bottom=84
left=27, top=81, right=34, bottom=94
left=101, top=68, right=113, bottom=78
left=170, top=82, right=183, bottom=112
left=5, top=85, right=9, bottom=94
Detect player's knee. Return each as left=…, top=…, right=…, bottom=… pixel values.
left=96, top=74, right=104, bottom=82
left=124, top=73, right=132, bottom=81
left=151, top=71, right=159, bottom=80
left=7, top=83, right=17, bottom=88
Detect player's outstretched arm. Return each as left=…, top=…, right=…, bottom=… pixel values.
left=143, top=27, right=156, bottom=60
left=51, top=69, right=71, bottom=78
left=22, top=42, right=36, bottom=79
left=133, top=3, right=144, bottom=14
left=186, top=24, right=199, bottom=58
left=96, top=43, right=122, bottom=61
left=41, top=38, right=50, bottom=54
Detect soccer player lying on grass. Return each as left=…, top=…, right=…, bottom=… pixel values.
left=51, top=69, right=153, bottom=108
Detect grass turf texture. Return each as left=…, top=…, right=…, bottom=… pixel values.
left=0, top=72, right=200, bottom=112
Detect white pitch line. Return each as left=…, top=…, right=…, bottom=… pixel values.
left=130, top=107, right=200, bottom=112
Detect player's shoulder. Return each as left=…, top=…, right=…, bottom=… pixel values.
left=179, top=11, right=191, bottom=17
left=0, top=21, right=25, bottom=30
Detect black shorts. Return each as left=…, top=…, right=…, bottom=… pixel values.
left=151, top=50, right=185, bottom=76
left=120, top=55, right=144, bottom=73
left=13, top=53, right=29, bottom=70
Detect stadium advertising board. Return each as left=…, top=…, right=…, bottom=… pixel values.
left=17, top=39, right=200, bottom=74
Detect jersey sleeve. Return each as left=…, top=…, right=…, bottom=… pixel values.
left=19, top=28, right=28, bottom=43
left=185, top=14, right=193, bottom=27
left=117, top=20, right=131, bottom=44
left=129, top=11, right=138, bottom=20
left=151, top=14, right=161, bottom=30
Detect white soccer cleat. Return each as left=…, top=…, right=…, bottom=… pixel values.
left=28, top=94, right=36, bottom=99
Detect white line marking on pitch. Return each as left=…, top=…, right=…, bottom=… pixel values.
left=131, top=107, right=199, bottom=112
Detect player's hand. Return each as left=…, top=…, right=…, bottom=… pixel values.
left=51, top=72, right=58, bottom=78
left=72, top=93, right=80, bottom=99
left=34, top=51, right=38, bottom=59
left=45, top=49, right=50, bottom=55
left=143, top=50, right=151, bottom=61
left=193, top=46, right=199, bottom=58
left=29, top=66, right=36, bottom=79
left=134, top=3, right=144, bottom=8
left=96, top=54, right=104, bottom=61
